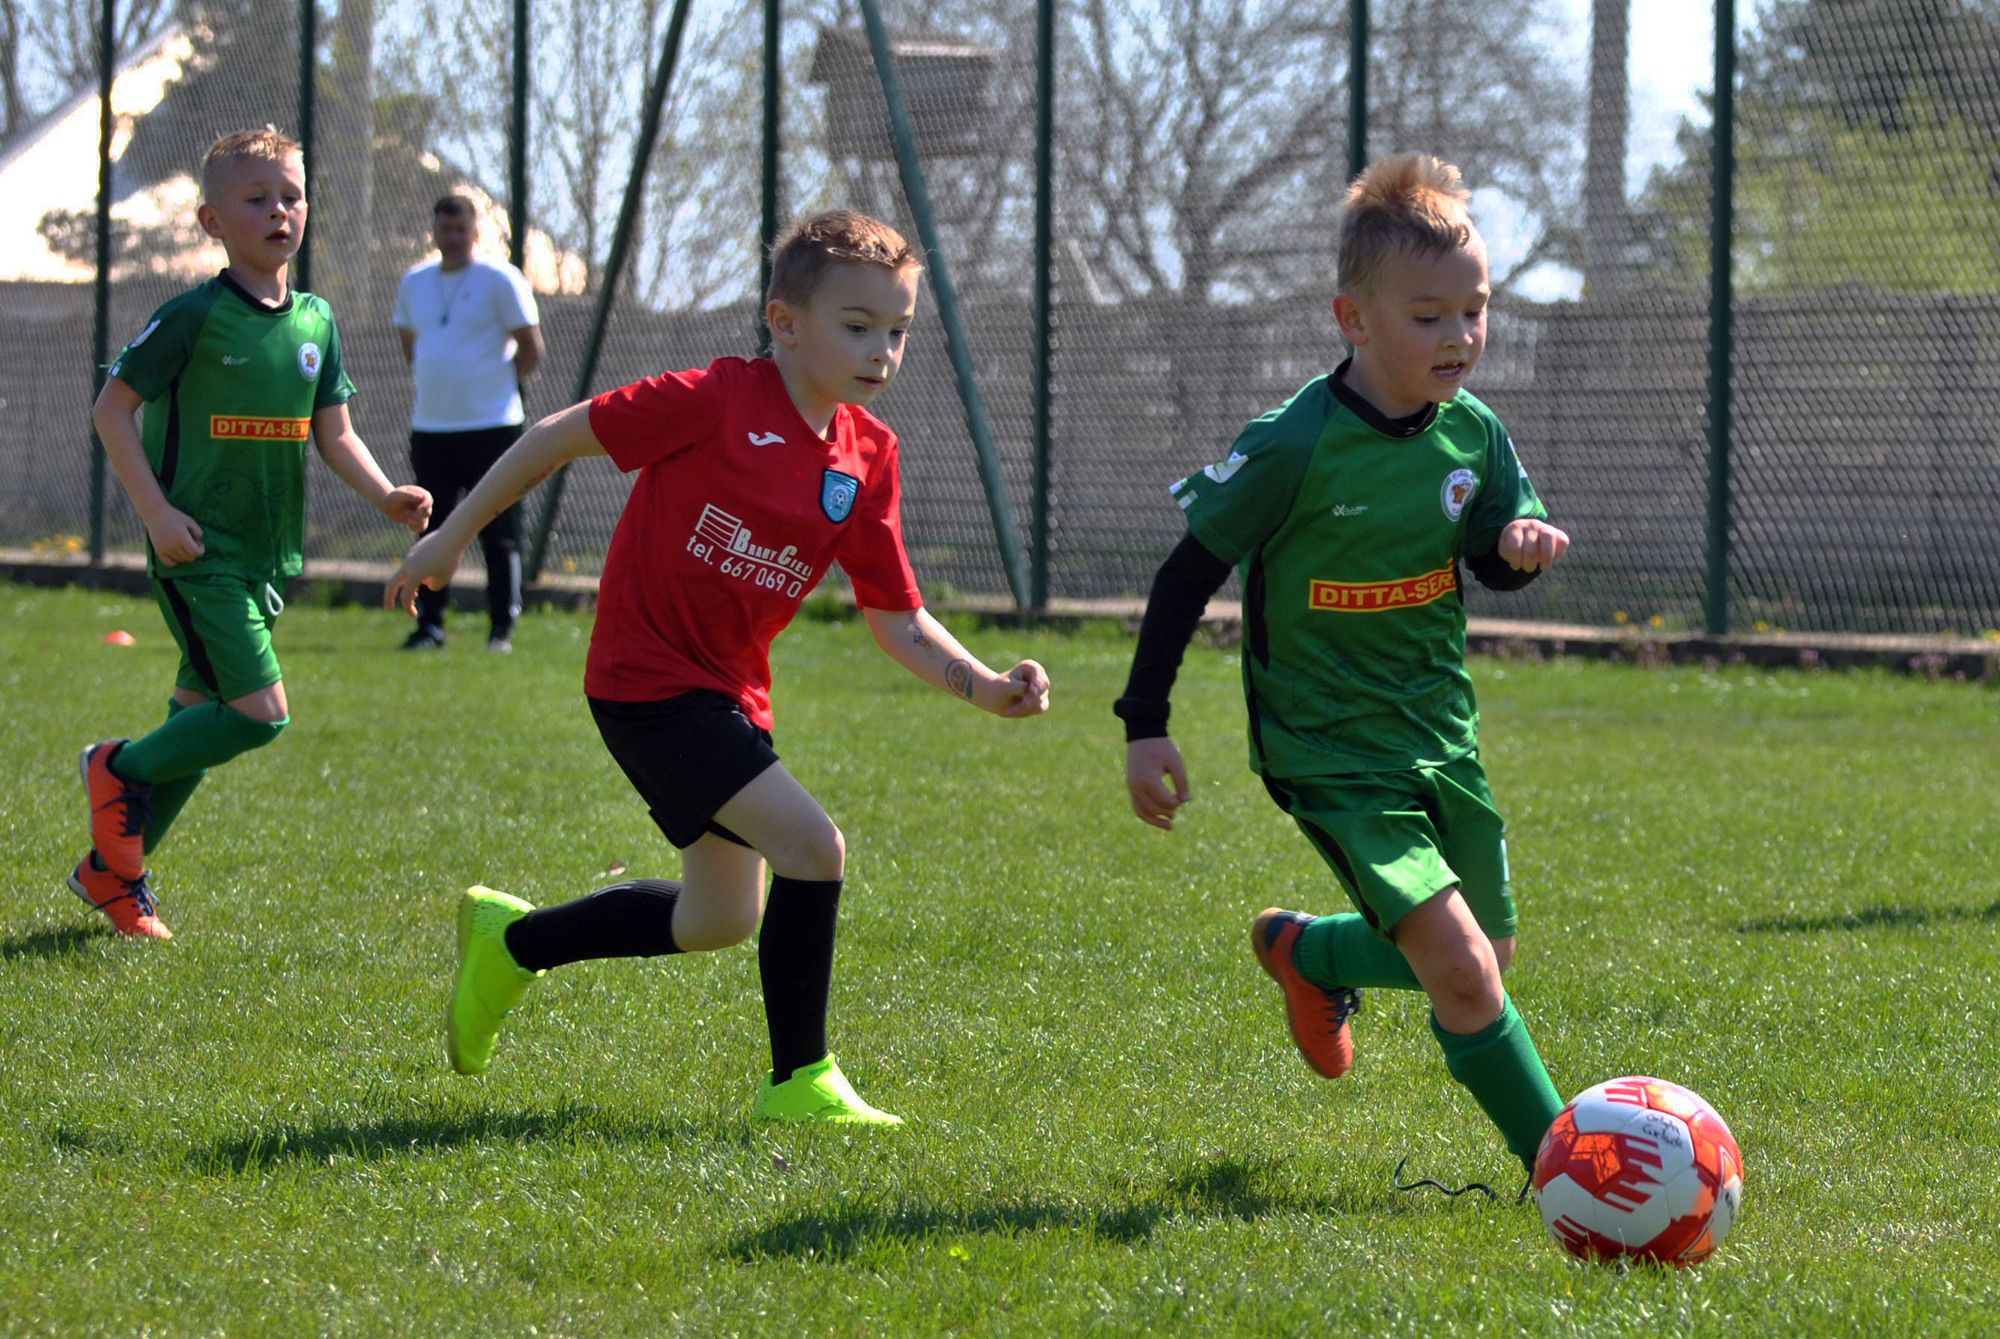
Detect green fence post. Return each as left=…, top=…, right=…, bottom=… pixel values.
left=88, top=0, right=114, bottom=564
left=1030, top=0, right=1054, bottom=610
left=856, top=0, right=1031, bottom=611
left=296, top=0, right=314, bottom=291
left=1348, top=0, right=1368, bottom=181
left=524, top=0, right=696, bottom=583
left=1705, top=0, right=1734, bottom=636
left=509, top=0, right=528, bottom=272
left=758, top=0, right=782, bottom=356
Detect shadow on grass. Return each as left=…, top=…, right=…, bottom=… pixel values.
left=727, top=1156, right=1367, bottom=1261
left=51, top=1125, right=135, bottom=1158
left=0, top=924, right=103, bottom=960
left=1736, top=900, right=2000, bottom=935
left=192, top=1101, right=723, bottom=1174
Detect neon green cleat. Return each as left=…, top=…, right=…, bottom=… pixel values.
left=753, top=1054, right=903, bottom=1126
left=446, top=886, right=543, bottom=1076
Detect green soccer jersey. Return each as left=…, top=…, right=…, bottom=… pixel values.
left=1170, top=369, right=1547, bottom=778
left=107, top=271, right=355, bottom=582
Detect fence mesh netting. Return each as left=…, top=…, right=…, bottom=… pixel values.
left=3, top=0, right=1997, bottom=637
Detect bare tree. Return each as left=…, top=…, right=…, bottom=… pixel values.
left=312, top=0, right=378, bottom=311
left=1, top=0, right=170, bottom=140
left=1364, top=0, right=1582, bottom=293
left=1, top=0, right=23, bottom=140
left=1059, top=0, right=1580, bottom=304
left=380, top=0, right=767, bottom=308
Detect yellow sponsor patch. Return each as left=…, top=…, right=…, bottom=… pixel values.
left=1309, top=564, right=1458, bottom=612
left=210, top=415, right=310, bottom=441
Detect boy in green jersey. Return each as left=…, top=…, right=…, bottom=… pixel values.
left=75, top=127, right=432, bottom=938
left=1116, top=154, right=1572, bottom=1182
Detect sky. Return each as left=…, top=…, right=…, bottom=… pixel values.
left=1501, top=0, right=1759, bottom=298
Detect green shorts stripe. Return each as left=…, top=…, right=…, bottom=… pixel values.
left=156, top=576, right=220, bottom=695
left=150, top=572, right=284, bottom=702
left=1264, top=775, right=1380, bottom=929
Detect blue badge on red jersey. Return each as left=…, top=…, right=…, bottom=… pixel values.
left=821, top=469, right=859, bottom=523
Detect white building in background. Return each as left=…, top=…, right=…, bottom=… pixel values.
left=0, top=28, right=203, bottom=282
left=0, top=25, right=584, bottom=292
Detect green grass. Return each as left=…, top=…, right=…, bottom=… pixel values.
left=2, top=581, right=1997, bottom=1336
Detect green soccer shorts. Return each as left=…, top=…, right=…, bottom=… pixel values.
left=151, top=572, right=285, bottom=702
left=1262, top=753, right=1517, bottom=940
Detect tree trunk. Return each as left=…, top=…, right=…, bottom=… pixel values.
left=1583, top=0, right=1631, bottom=295
left=315, top=0, right=376, bottom=311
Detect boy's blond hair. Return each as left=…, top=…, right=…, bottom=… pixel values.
left=199, top=127, right=303, bottom=201
left=766, top=210, right=924, bottom=306
left=1335, top=153, right=1475, bottom=298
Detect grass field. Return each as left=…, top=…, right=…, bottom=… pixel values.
left=2, top=581, right=1997, bottom=1337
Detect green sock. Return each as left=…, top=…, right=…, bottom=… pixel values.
left=143, top=699, right=207, bottom=854
left=1432, top=996, right=1565, bottom=1172
left=116, top=701, right=288, bottom=785
left=1294, top=912, right=1422, bottom=990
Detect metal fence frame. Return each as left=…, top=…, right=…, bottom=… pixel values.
left=56, top=1, right=1990, bottom=641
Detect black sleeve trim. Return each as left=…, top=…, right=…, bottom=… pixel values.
left=1466, top=546, right=1543, bottom=592
left=1114, top=532, right=1234, bottom=741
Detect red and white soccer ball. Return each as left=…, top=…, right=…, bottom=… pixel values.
left=1532, top=1075, right=1744, bottom=1268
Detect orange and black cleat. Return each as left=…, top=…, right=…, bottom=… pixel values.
left=68, top=854, right=172, bottom=940
left=80, top=740, right=151, bottom=882
left=1251, top=908, right=1360, bottom=1079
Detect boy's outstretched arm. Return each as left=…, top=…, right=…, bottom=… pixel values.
left=862, top=606, right=1050, bottom=718
left=1118, top=533, right=1233, bottom=831
left=312, top=402, right=432, bottom=533
left=91, top=375, right=205, bottom=566
left=385, top=400, right=606, bottom=615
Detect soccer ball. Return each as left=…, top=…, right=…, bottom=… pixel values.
left=1531, top=1075, right=1743, bottom=1267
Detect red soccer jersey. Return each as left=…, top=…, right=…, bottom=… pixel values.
left=584, top=356, right=923, bottom=727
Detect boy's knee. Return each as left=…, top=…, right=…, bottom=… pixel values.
left=223, top=707, right=288, bottom=751
left=806, top=822, right=846, bottom=881
left=1429, top=945, right=1503, bottom=1010
left=771, top=821, right=844, bottom=882
left=679, top=894, right=762, bottom=952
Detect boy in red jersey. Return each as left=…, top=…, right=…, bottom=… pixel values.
left=386, top=211, right=1049, bottom=1124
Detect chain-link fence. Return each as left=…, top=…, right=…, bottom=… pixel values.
left=3, top=0, right=1996, bottom=638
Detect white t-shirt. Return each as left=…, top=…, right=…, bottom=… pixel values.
left=392, top=258, right=541, bottom=431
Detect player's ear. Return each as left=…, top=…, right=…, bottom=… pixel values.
left=765, top=298, right=800, bottom=348
left=1332, top=292, right=1366, bottom=345
left=196, top=202, right=224, bottom=241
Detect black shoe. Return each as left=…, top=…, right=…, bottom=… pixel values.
left=400, top=626, right=446, bottom=651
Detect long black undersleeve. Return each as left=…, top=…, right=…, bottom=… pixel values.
left=1113, top=532, right=1235, bottom=742
left=1466, top=543, right=1548, bottom=592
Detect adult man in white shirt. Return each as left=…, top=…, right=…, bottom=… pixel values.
left=391, top=195, right=545, bottom=652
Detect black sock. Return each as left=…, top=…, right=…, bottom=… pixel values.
left=503, top=880, right=683, bottom=972
left=758, top=876, right=842, bottom=1082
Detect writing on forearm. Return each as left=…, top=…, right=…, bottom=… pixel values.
left=944, top=659, right=974, bottom=700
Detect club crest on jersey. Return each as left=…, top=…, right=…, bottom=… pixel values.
left=297, top=342, right=322, bottom=381
left=1440, top=467, right=1478, bottom=520
left=821, top=469, right=860, bottom=523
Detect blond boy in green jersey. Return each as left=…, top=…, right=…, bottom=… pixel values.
left=1116, top=153, right=1572, bottom=1183
left=75, top=127, right=431, bottom=938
